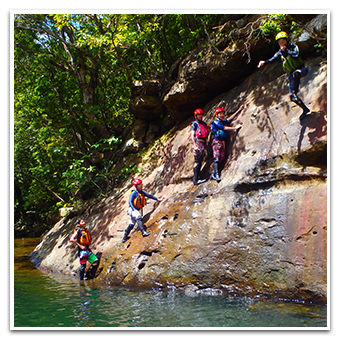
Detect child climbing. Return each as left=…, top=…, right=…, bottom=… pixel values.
left=122, top=179, right=164, bottom=243
left=70, top=218, right=100, bottom=281
left=190, top=108, right=210, bottom=185
left=211, top=105, right=243, bottom=182
left=257, top=31, right=310, bottom=120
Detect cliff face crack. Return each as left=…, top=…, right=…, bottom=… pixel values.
left=234, top=181, right=275, bottom=193
left=296, top=227, right=315, bottom=241
left=140, top=250, right=160, bottom=256
left=136, top=250, right=161, bottom=270
left=235, top=170, right=326, bottom=194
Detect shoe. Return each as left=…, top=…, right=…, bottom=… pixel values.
left=193, top=164, right=206, bottom=185
left=210, top=173, right=221, bottom=182
left=122, top=224, right=134, bottom=243
left=299, top=109, right=310, bottom=121
left=210, top=162, right=221, bottom=182
left=290, top=93, right=299, bottom=103
left=137, top=220, right=150, bottom=237
left=122, top=231, right=130, bottom=243
left=193, top=179, right=207, bottom=185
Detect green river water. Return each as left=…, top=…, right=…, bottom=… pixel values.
left=13, top=238, right=328, bottom=329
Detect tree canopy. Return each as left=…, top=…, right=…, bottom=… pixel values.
left=14, top=14, right=227, bottom=234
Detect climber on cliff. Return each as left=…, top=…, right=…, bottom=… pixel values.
left=70, top=218, right=99, bottom=281
left=190, top=108, right=210, bottom=185
left=210, top=105, right=243, bottom=182
left=257, top=31, right=310, bottom=120
left=122, top=179, right=164, bottom=243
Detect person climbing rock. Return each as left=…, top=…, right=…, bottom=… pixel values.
left=257, top=31, right=310, bottom=120
left=211, top=105, right=243, bottom=182
left=70, top=218, right=99, bottom=281
left=190, top=108, right=210, bottom=185
left=122, top=179, right=164, bottom=243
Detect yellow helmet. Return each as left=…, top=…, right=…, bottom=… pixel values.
left=275, top=31, right=289, bottom=41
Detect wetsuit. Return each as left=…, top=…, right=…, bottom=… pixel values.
left=190, top=119, right=209, bottom=184
left=210, top=118, right=230, bottom=182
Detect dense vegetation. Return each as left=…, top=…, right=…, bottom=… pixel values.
left=14, top=13, right=314, bottom=235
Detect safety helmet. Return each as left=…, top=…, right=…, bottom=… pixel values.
left=194, top=108, right=204, bottom=116
left=132, top=178, right=142, bottom=186
left=215, top=107, right=225, bottom=115
left=275, top=31, right=289, bottom=41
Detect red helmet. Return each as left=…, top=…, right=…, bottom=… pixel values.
left=215, top=107, right=225, bottom=115
left=194, top=108, right=204, bottom=116
left=132, top=178, right=142, bottom=186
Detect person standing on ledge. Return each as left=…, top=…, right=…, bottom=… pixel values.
left=122, top=179, right=164, bottom=243
left=257, top=31, right=310, bottom=120
left=211, top=105, right=243, bottom=182
left=70, top=218, right=99, bottom=281
left=190, top=108, right=210, bottom=185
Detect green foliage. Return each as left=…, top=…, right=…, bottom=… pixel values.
left=259, top=14, right=304, bottom=38
left=260, top=14, right=288, bottom=35
left=14, top=13, right=225, bottom=234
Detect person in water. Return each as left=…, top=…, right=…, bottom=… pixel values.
left=190, top=108, right=210, bottom=185
left=122, top=179, right=164, bottom=243
left=70, top=218, right=99, bottom=280
left=211, top=105, right=243, bottom=182
left=257, top=31, right=310, bottom=120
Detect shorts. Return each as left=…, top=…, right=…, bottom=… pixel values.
left=212, top=139, right=226, bottom=161
left=194, top=140, right=207, bottom=163
left=79, top=249, right=91, bottom=264
left=79, top=250, right=97, bottom=265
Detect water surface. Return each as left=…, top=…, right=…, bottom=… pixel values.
left=13, top=238, right=327, bottom=328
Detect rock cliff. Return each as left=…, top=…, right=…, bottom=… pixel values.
left=31, top=15, right=327, bottom=301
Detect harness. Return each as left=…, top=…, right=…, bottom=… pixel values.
left=133, top=191, right=146, bottom=209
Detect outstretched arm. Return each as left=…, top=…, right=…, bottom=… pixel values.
left=228, top=104, right=244, bottom=122
left=258, top=51, right=282, bottom=68
left=223, top=123, right=242, bottom=131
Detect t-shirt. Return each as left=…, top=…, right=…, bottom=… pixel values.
left=211, top=119, right=230, bottom=141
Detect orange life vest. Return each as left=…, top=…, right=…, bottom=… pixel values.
left=75, top=228, right=91, bottom=246
left=133, top=191, right=146, bottom=209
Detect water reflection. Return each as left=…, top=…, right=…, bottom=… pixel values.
left=13, top=238, right=327, bottom=328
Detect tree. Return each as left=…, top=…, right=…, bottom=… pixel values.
left=13, top=13, right=225, bottom=234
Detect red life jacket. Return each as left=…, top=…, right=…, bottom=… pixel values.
left=195, top=122, right=208, bottom=139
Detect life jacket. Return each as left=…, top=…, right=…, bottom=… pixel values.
left=194, top=121, right=209, bottom=139
left=281, top=54, right=304, bottom=73
left=75, top=227, right=91, bottom=246
left=133, top=191, right=146, bottom=209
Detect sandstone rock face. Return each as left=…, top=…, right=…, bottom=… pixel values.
left=31, top=53, right=327, bottom=301
left=162, top=14, right=326, bottom=123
